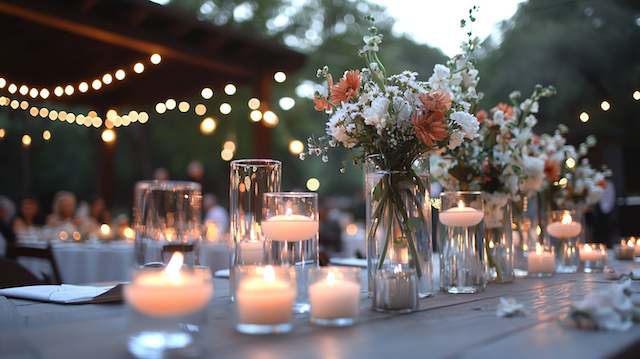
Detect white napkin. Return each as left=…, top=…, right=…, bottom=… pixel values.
left=329, top=257, right=367, bottom=268
left=214, top=269, right=230, bottom=278
left=0, top=284, right=119, bottom=304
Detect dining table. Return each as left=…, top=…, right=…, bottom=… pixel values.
left=1, top=256, right=639, bottom=359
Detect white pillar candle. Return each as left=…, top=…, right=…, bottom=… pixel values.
left=527, top=244, right=555, bottom=274
left=262, top=214, right=318, bottom=242
left=309, top=271, right=360, bottom=320
left=546, top=212, right=582, bottom=238
left=125, top=252, right=213, bottom=317
left=236, top=266, right=296, bottom=325
left=439, top=201, right=484, bottom=227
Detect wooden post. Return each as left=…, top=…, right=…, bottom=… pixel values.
left=252, top=72, right=272, bottom=157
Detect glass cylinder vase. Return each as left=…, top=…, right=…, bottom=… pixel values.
left=438, top=191, right=486, bottom=294
left=135, top=181, right=203, bottom=267
left=229, top=159, right=281, bottom=300
left=483, top=196, right=514, bottom=283
left=365, top=155, right=434, bottom=312
left=512, top=195, right=540, bottom=278
left=546, top=209, right=583, bottom=273
left=263, top=192, right=319, bottom=313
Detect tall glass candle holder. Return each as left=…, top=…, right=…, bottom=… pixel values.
left=234, top=265, right=296, bottom=335
left=512, top=195, right=540, bottom=278
left=373, top=263, right=418, bottom=312
left=546, top=209, right=582, bottom=273
left=438, top=191, right=486, bottom=294
left=133, top=180, right=157, bottom=265
left=578, top=243, right=607, bottom=273
left=136, top=181, right=202, bottom=267
left=309, top=267, right=361, bottom=326
left=263, top=192, right=318, bottom=313
left=527, top=243, right=555, bottom=277
left=483, top=198, right=514, bottom=283
left=229, top=160, right=281, bottom=300
left=126, top=252, right=213, bottom=358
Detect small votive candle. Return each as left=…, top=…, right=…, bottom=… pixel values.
left=373, top=264, right=418, bottom=313
left=578, top=243, right=607, bottom=273
left=546, top=211, right=582, bottom=239
left=125, top=252, right=213, bottom=358
left=527, top=243, right=555, bottom=277
left=614, top=238, right=635, bottom=260
left=235, top=265, right=296, bottom=334
left=308, top=267, right=361, bottom=326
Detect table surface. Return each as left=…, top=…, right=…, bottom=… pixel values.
left=1, top=259, right=639, bottom=359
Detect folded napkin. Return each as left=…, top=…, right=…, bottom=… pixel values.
left=0, top=284, right=122, bottom=304
left=214, top=269, right=230, bottom=278
left=329, top=257, right=367, bottom=268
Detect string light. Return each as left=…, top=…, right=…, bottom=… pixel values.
left=150, top=53, right=162, bottom=65
left=579, top=112, right=589, bottom=123
left=19, top=85, right=28, bottom=96
left=0, top=128, right=5, bottom=139
left=155, top=103, right=167, bottom=114
left=165, top=99, right=176, bottom=110
left=64, top=85, right=74, bottom=96
left=279, top=97, right=295, bottom=110
left=219, top=103, right=231, bottom=114
left=195, top=104, right=207, bottom=116
left=200, top=117, right=216, bottom=134
left=133, top=63, right=145, bottom=74
left=306, top=178, right=320, bottom=191
left=221, top=148, right=234, bottom=161
left=634, top=91, right=640, bottom=101
left=178, top=101, right=190, bottom=112
left=29, top=88, right=38, bottom=98
left=92, top=79, right=102, bottom=90
left=600, top=100, right=610, bottom=111
left=21, top=134, right=31, bottom=147
left=102, top=74, right=113, bottom=85
left=54, top=86, right=64, bottom=96
left=101, top=129, right=116, bottom=143
left=19, top=101, right=28, bottom=110
left=565, top=158, right=576, bottom=169
left=8, top=84, right=17, bottom=94
left=40, top=89, right=49, bottom=99
left=249, top=110, right=262, bottom=122
left=224, top=84, right=236, bottom=95
left=247, top=98, right=260, bottom=110
left=115, top=69, right=126, bottom=80
left=0, top=78, right=5, bottom=88
left=274, top=71, right=286, bottom=83
left=201, top=88, right=213, bottom=99
left=288, top=140, right=304, bottom=155
left=42, top=130, right=51, bottom=141
left=262, top=110, right=278, bottom=127
left=223, top=140, right=236, bottom=152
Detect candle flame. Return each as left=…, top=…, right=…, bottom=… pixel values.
left=165, top=252, right=184, bottom=282
left=535, top=243, right=543, bottom=255
left=583, top=243, right=592, bottom=252
left=263, top=265, right=276, bottom=282
left=561, top=212, right=572, bottom=225
left=393, top=264, right=402, bottom=274
left=100, top=224, right=111, bottom=236
left=627, top=239, right=635, bottom=247
left=457, top=200, right=465, bottom=209
left=327, top=270, right=336, bottom=284
left=285, top=207, right=293, bottom=216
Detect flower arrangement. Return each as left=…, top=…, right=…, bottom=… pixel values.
left=304, top=14, right=481, bottom=294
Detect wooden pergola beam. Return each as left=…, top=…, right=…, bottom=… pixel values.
left=0, top=1, right=250, bottom=77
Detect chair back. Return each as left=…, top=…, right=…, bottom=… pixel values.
left=0, top=258, right=43, bottom=288
left=10, top=244, right=62, bottom=284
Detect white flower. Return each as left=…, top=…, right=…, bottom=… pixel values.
left=326, top=109, right=355, bottom=148
left=522, top=155, right=545, bottom=177
left=392, top=96, right=412, bottom=124
left=362, top=96, right=389, bottom=130
left=427, top=64, right=451, bottom=93
left=450, top=111, right=479, bottom=139
left=496, top=297, right=526, bottom=318
left=447, top=131, right=464, bottom=150
left=525, top=115, right=537, bottom=127
left=568, top=280, right=636, bottom=331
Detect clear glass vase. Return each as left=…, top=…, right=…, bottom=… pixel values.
left=365, top=155, right=433, bottom=312
left=438, top=191, right=486, bottom=294
left=483, top=198, right=514, bottom=283
left=546, top=209, right=583, bottom=273
left=512, top=195, right=540, bottom=278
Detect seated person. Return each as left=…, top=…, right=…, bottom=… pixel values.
left=46, top=191, right=80, bottom=230
left=13, top=196, right=44, bottom=236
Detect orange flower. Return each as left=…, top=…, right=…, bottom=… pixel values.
left=331, top=70, right=360, bottom=104
left=412, top=111, right=448, bottom=147
left=494, top=102, right=514, bottom=119
left=313, top=97, right=333, bottom=112
left=597, top=179, right=607, bottom=188
left=544, top=159, right=561, bottom=182
left=419, top=90, right=452, bottom=113
left=476, top=110, right=488, bottom=124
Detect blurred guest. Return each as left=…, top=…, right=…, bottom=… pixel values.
left=46, top=191, right=80, bottom=228
left=78, top=196, right=112, bottom=234
left=187, top=160, right=204, bottom=183
left=204, top=194, right=228, bottom=233
left=12, top=196, right=44, bottom=235
left=0, top=196, right=17, bottom=256
left=154, top=167, right=169, bottom=181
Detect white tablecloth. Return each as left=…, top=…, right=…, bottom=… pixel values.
left=18, top=241, right=230, bottom=284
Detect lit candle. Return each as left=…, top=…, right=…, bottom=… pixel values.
left=98, top=224, right=112, bottom=240
left=236, top=266, right=296, bottom=325
left=615, top=239, right=635, bottom=260
left=546, top=212, right=582, bottom=239
left=309, top=270, right=360, bottom=322
left=125, top=252, right=213, bottom=317
left=262, top=214, right=318, bottom=242
left=374, top=264, right=418, bottom=311
left=579, top=243, right=606, bottom=262
left=439, top=200, right=484, bottom=227
left=527, top=243, right=555, bottom=275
